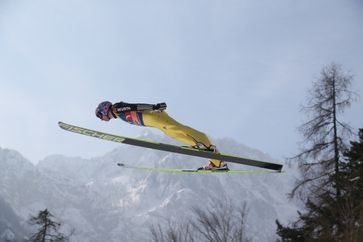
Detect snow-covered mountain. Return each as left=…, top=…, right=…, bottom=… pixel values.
left=0, top=132, right=301, bottom=242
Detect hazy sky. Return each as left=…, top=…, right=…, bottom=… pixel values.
left=1, top=0, right=362, bottom=164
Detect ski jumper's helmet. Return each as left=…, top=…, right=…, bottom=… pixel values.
left=95, top=101, right=112, bottom=119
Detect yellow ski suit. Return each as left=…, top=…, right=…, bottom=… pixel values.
left=113, top=101, right=221, bottom=167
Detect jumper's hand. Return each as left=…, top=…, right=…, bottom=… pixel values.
left=153, top=102, right=167, bottom=111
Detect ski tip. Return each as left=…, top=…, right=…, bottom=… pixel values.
left=58, top=121, right=66, bottom=128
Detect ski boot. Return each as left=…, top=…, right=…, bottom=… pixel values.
left=197, top=161, right=229, bottom=171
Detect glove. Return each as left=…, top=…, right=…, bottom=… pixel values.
left=153, top=102, right=167, bottom=111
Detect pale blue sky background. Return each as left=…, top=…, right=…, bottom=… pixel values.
left=0, top=0, right=362, bottom=164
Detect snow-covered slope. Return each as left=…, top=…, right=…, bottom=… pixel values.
left=0, top=133, right=301, bottom=242
left=0, top=195, right=26, bottom=242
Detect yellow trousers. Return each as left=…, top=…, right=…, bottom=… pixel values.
left=142, top=111, right=221, bottom=167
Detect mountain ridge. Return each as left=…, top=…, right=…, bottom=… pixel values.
left=0, top=133, right=300, bottom=242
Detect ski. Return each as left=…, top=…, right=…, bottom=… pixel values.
left=116, top=163, right=280, bottom=174
left=58, top=122, right=283, bottom=172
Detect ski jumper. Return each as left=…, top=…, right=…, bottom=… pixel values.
left=113, top=101, right=221, bottom=167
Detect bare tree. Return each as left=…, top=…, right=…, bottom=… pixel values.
left=277, top=63, right=359, bottom=242
left=150, top=219, right=195, bottom=242
left=291, top=63, right=357, bottom=199
left=191, top=197, right=250, bottom=242
left=150, top=196, right=250, bottom=242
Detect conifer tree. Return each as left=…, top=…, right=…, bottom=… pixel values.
left=28, top=209, right=70, bottom=242
left=277, top=129, right=363, bottom=242
left=338, top=129, right=363, bottom=241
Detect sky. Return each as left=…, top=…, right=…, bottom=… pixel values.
left=0, top=0, right=362, bottom=164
